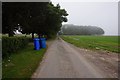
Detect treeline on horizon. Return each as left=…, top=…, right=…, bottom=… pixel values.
left=59, top=24, right=105, bottom=35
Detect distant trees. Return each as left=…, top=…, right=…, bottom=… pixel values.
left=2, top=2, right=68, bottom=38
left=60, top=24, right=104, bottom=35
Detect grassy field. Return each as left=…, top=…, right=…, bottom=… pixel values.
left=61, top=35, right=119, bottom=53
left=2, top=43, right=46, bottom=79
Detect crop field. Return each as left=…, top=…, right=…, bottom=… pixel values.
left=61, top=35, right=119, bottom=53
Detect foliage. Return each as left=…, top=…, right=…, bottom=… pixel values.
left=2, top=43, right=46, bottom=78
left=61, top=35, right=119, bottom=53
left=60, top=24, right=104, bottom=35
left=2, top=2, right=68, bottom=38
left=44, top=3, right=68, bottom=38
left=2, top=37, right=30, bottom=58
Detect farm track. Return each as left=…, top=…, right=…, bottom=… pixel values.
left=32, top=38, right=118, bottom=78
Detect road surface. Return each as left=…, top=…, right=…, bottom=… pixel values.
left=32, top=38, right=118, bottom=78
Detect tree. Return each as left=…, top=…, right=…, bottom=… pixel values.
left=2, top=2, right=68, bottom=38
left=43, top=3, right=68, bottom=38
left=2, top=2, right=20, bottom=37
left=17, top=2, right=49, bottom=39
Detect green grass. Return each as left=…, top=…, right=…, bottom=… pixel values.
left=2, top=43, right=46, bottom=79
left=61, top=35, right=119, bottom=53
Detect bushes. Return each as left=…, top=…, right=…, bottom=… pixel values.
left=2, top=37, right=31, bottom=58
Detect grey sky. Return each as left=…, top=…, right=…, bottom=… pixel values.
left=52, top=0, right=118, bottom=35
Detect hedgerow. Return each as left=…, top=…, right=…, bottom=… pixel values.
left=2, top=37, right=32, bottom=58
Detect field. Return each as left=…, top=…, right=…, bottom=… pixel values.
left=61, top=35, right=119, bottom=53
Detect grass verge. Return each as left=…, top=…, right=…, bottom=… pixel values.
left=61, top=35, right=119, bottom=53
left=2, top=43, right=46, bottom=79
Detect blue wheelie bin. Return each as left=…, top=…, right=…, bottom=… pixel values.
left=34, top=38, right=40, bottom=50
left=40, top=38, right=46, bottom=48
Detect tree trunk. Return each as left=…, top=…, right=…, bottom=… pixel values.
left=8, top=31, right=14, bottom=37
left=32, top=33, right=34, bottom=39
left=38, top=34, right=40, bottom=38
left=8, top=33, right=13, bottom=37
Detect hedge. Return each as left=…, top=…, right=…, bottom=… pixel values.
left=2, top=37, right=32, bottom=58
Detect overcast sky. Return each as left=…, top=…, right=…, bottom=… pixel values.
left=52, top=0, right=118, bottom=35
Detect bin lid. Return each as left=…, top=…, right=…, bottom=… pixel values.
left=40, top=38, right=46, bottom=40
left=34, top=38, right=40, bottom=40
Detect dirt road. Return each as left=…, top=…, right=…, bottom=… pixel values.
left=32, top=38, right=118, bottom=78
